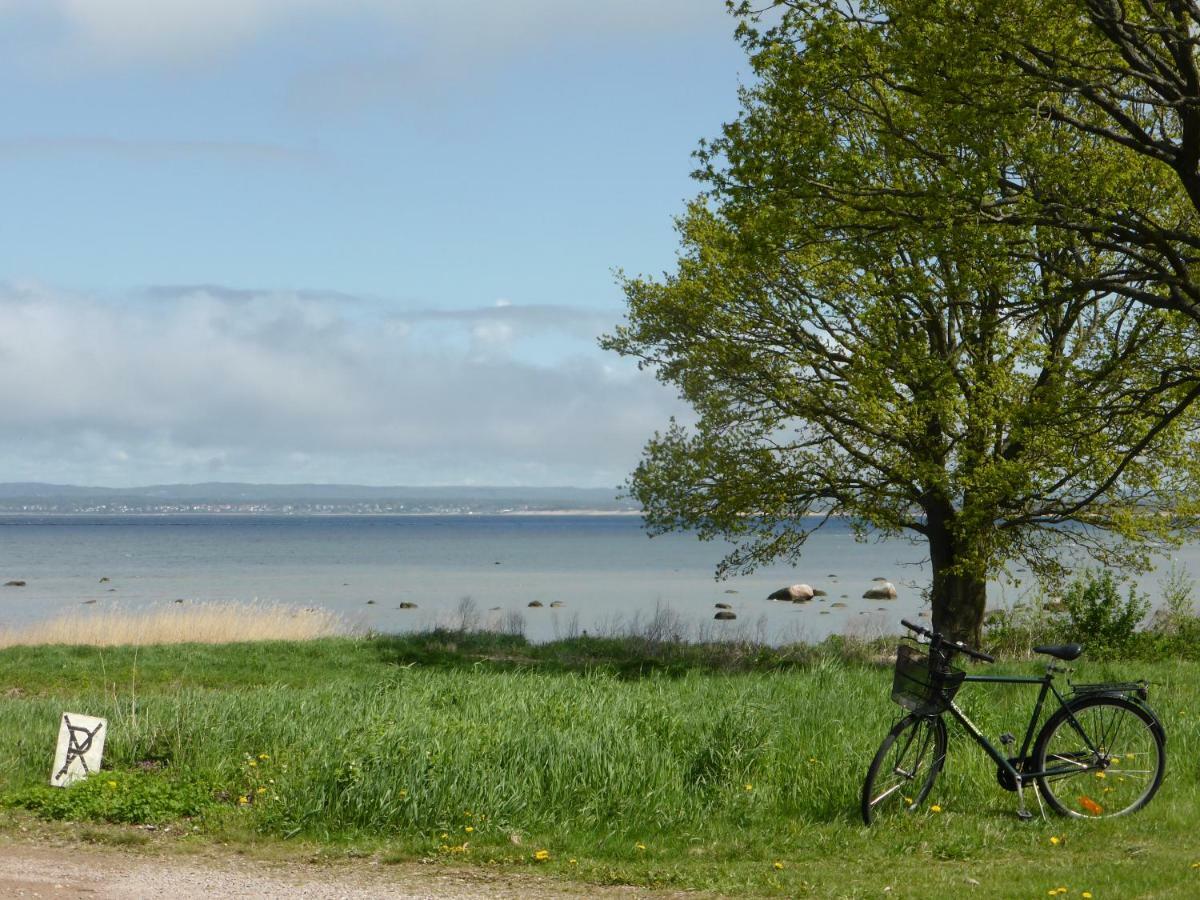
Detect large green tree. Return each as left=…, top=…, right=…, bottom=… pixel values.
left=604, top=2, right=1200, bottom=644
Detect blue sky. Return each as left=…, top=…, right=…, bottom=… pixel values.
left=0, top=1, right=747, bottom=488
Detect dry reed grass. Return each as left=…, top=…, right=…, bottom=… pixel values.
left=0, top=601, right=352, bottom=647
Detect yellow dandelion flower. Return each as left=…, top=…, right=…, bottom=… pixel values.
left=1082, top=893, right=1093, bottom=899
left=1050, top=836, right=1061, bottom=845
left=256, top=787, right=268, bottom=795
left=238, top=796, right=249, bottom=805
left=248, top=760, right=257, bottom=768
left=440, top=832, right=449, bottom=840
left=534, top=849, right=550, bottom=861
left=465, top=826, right=475, bottom=833
left=106, top=780, right=117, bottom=788
left=635, top=842, right=647, bottom=851
left=808, top=757, right=817, bottom=764
left=1094, top=771, right=1105, bottom=779
left=773, top=861, right=784, bottom=870
left=930, top=804, right=943, bottom=813
left=1192, top=861, right=1200, bottom=868
left=744, top=783, right=753, bottom=792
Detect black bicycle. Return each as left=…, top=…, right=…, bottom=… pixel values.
left=861, top=618, right=1166, bottom=824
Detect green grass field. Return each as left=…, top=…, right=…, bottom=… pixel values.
left=1, top=633, right=1197, bottom=897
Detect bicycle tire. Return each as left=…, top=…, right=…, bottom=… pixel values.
left=1033, top=694, right=1165, bottom=819
left=861, top=713, right=946, bottom=825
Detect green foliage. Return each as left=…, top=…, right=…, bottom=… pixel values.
left=1, top=635, right=1199, bottom=896
left=603, top=0, right=1200, bottom=642
left=1057, top=570, right=1150, bottom=653
left=5, top=771, right=213, bottom=824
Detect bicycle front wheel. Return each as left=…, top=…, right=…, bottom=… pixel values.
left=1033, top=695, right=1165, bottom=819
left=861, top=713, right=946, bottom=825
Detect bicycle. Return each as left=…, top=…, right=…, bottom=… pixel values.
left=861, top=618, right=1166, bottom=824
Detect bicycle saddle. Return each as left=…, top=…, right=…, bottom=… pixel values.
left=1032, top=643, right=1083, bottom=661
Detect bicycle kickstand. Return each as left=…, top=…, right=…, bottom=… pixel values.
left=1014, top=778, right=1047, bottom=822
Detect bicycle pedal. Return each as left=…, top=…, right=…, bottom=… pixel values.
left=1016, top=808, right=1034, bottom=821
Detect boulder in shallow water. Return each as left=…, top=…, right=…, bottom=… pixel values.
left=831, top=602, right=847, bottom=608
left=812, top=588, right=827, bottom=597
left=714, top=610, right=737, bottom=621
left=527, top=600, right=544, bottom=608
left=398, top=602, right=418, bottom=609
left=715, top=602, right=732, bottom=610
left=863, top=581, right=898, bottom=600
left=99, top=577, right=110, bottom=584
left=4, top=580, right=25, bottom=587
left=550, top=601, right=565, bottom=608
left=767, top=583, right=814, bottom=602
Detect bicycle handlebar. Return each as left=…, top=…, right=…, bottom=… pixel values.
left=901, top=618, right=995, bottom=663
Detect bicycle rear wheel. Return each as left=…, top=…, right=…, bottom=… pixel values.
left=1033, top=695, right=1165, bottom=819
left=861, top=713, right=946, bottom=825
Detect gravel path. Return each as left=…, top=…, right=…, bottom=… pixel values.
left=0, top=840, right=687, bottom=900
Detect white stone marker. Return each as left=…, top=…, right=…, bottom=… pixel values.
left=50, top=713, right=107, bottom=787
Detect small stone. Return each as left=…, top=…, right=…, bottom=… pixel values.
left=715, top=602, right=732, bottom=610
left=724, top=589, right=738, bottom=594
left=527, top=601, right=544, bottom=608
left=812, top=588, right=828, bottom=597
left=398, top=602, right=418, bottom=609
left=4, top=580, right=26, bottom=587
left=366, top=600, right=376, bottom=605
left=714, top=610, right=737, bottom=620
left=550, top=601, right=565, bottom=608
left=831, top=602, right=847, bottom=608
left=99, top=577, right=110, bottom=583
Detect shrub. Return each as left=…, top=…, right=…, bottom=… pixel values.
left=1057, top=569, right=1149, bottom=653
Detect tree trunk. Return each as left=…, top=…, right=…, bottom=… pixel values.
left=926, top=509, right=988, bottom=648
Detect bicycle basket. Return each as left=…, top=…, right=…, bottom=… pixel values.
left=891, top=643, right=965, bottom=714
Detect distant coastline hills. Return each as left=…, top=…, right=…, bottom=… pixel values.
left=0, top=483, right=638, bottom=515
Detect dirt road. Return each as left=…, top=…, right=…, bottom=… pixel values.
left=0, top=839, right=687, bottom=900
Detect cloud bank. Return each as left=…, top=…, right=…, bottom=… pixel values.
left=4, top=1, right=722, bottom=69
left=0, top=283, right=683, bottom=486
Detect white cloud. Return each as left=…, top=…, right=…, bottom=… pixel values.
left=6, top=1, right=723, bottom=69
left=0, top=283, right=685, bottom=486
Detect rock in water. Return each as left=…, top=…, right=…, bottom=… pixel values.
left=550, top=601, right=565, bottom=608
left=4, top=580, right=26, bottom=587
left=527, top=600, right=544, bottom=608
left=715, top=602, right=732, bottom=610
left=812, top=588, right=827, bottom=597
left=863, top=581, right=898, bottom=600
left=398, top=602, right=418, bottom=609
left=767, top=583, right=814, bottom=602
left=714, top=610, right=737, bottom=621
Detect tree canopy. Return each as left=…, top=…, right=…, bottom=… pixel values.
left=604, top=1, right=1200, bottom=643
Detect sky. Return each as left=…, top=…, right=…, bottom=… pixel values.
left=0, top=0, right=748, bottom=488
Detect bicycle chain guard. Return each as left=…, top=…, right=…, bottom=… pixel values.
left=996, top=756, right=1029, bottom=792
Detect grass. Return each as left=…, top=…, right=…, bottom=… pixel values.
left=0, top=601, right=350, bottom=647
left=0, top=631, right=1198, bottom=897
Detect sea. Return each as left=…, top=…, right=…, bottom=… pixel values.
left=0, top=514, right=1195, bottom=644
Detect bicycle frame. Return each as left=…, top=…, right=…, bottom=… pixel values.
left=940, top=668, right=1102, bottom=785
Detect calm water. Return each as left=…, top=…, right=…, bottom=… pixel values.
left=0, top=515, right=1194, bottom=643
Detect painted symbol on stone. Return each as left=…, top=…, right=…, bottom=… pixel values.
left=51, top=713, right=107, bottom=787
